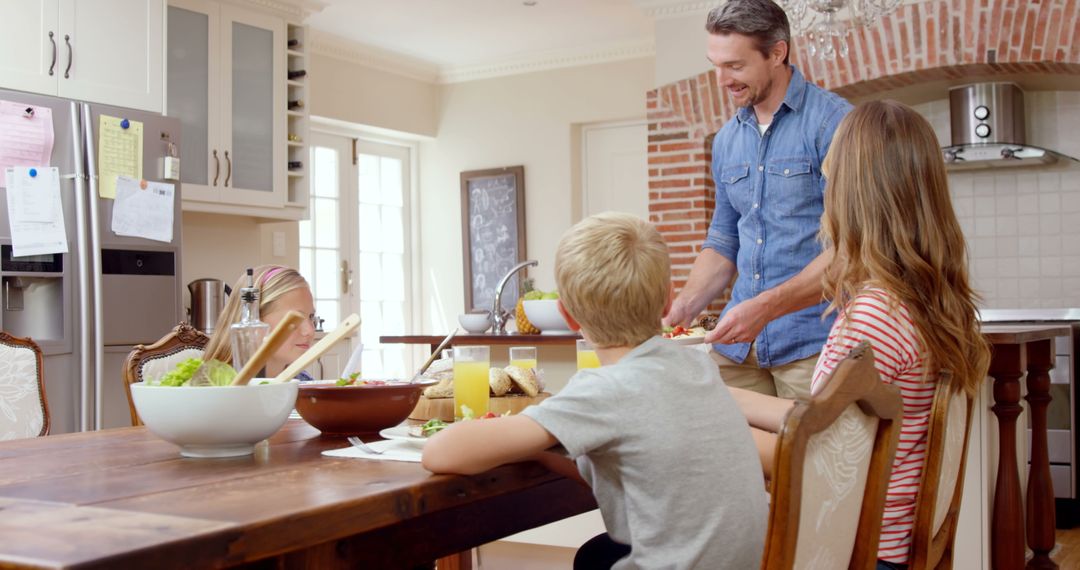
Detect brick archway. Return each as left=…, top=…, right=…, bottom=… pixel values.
left=648, top=0, right=1080, bottom=297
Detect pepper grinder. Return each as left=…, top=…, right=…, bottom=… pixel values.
left=231, top=268, right=270, bottom=372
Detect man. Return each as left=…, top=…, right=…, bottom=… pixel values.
left=664, top=0, right=852, bottom=399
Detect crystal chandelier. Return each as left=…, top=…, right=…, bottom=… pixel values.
left=777, top=0, right=903, bottom=60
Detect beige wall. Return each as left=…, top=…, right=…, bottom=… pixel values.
left=654, top=11, right=711, bottom=87
left=310, top=53, right=439, bottom=137
left=417, top=57, right=654, bottom=333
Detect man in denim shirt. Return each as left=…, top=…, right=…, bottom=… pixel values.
left=665, top=0, right=851, bottom=398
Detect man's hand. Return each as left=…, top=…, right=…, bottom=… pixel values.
left=705, top=296, right=772, bottom=344
left=662, top=296, right=697, bottom=328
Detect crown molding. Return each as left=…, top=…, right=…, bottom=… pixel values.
left=633, top=0, right=714, bottom=19
left=438, top=40, right=655, bottom=84
left=309, top=31, right=441, bottom=83
left=223, top=0, right=328, bottom=20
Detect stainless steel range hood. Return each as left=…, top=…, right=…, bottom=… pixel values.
left=941, top=82, right=1078, bottom=170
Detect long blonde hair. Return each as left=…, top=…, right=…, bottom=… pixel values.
left=203, top=265, right=310, bottom=364
left=821, top=100, right=990, bottom=394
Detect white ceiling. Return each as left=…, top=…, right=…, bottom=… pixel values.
left=304, top=0, right=670, bottom=78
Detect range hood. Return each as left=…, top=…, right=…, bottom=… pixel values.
left=941, top=82, right=1078, bottom=170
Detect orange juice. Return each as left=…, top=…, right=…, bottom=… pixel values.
left=510, top=358, right=538, bottom=370
left=577, top=350, right=601, bottom=369
left=453, top=360, right=490, bottom=419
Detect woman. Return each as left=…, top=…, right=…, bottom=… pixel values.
left=732, top=100, right=991, bottom=569
left=203, top=265, right=317, bottom=381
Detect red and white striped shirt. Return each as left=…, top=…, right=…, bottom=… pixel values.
left=810, top=288, right=932, bottom=564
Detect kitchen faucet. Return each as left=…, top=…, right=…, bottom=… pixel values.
left=492, top=259, right=538, bottom=334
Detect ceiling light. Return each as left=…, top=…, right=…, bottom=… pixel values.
left=777, top=0, right=902, bottom=60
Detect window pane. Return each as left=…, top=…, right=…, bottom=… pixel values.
left=299, top=248, right=312, bottom=283
left=312, top=146, right=338, bottom=198
left=380, top=157, right=403, bottom=206
left=362, top=349, right=383, bottom=378
left=382, top=254, right=404, bottom=301
left=298, top=218, right=313, bottom=248
left=315, top=299, right=339, bottom=331
left=357, top=154, right=379, bottom=203
left=313, top=197, right=339, bottom=248
left=359, top=251, right=383, bottom=300
left=383, top=345, right=406, bottom=379
left=358, top=203, right=381, bottom=250
left=360, top=300, right=382, bottom=346
left=382, top=205, right=403, bottom=253
left=314, top=249, right=340, bottom=298
left=382, top=301, right=405, bottom=334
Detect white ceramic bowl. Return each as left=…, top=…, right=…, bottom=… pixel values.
left=522, top=299, right=573, bottom=334
left=458, top=311, right=492, bottom=333
left=131, top=380, right=299, bottom=458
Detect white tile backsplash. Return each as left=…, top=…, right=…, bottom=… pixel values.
left=944, top=90, right=1080, bottom=308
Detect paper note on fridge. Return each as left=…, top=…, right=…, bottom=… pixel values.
left=111, top=176, right=174, bottom=243
left=0, top=101, right=55, bottom=189
left=3, top=167, right=69, bottom=257
left=98, top=115, right=143, bottom=199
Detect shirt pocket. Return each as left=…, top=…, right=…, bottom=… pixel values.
left=719, top=163, right=752, bottom=214
left=765, top=158, right=818, bottom=218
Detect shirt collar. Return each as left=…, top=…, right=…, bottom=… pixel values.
left=736, top=65, right=808, bottom=125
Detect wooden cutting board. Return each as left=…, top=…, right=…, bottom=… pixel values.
left=409, top=393, right=550, bottom=422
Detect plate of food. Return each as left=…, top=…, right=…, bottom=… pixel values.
left=662, top=315, right=718, bottom=345
left=378, top=425, right=431, bottom=447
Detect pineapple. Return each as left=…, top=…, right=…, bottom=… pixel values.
left=516, top=278, right=540, bottom=334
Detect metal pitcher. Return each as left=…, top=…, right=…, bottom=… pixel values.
left=188, top=278, right=230, bottom=334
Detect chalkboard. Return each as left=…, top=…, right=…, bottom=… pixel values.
left=460, top=166, right=527, bottom=314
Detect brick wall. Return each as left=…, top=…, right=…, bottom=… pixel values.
left=649, top=0, right=1080, bottom=310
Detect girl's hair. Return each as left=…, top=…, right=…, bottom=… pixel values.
left=202, top=265, right=310, bottom=364
left=820, top=100, right=990, bottom=394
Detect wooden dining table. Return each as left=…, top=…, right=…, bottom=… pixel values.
left=0, top=420, right=597, bottom=569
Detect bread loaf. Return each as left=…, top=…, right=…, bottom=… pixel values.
left=504, top=365, right=539, bottom=397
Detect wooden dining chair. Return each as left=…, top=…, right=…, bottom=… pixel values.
left=760, top=342, right=904, bottom=570
left=907, top=371, right=974, bottom=569
left=122, top=322, right=210, bottom=426
left=0, top=331, right=50, bottom=440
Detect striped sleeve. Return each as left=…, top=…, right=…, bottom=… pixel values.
left=810, top=288, right=932, bottom=564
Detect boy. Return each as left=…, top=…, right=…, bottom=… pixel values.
left=422, top=213, right=767, bottom=569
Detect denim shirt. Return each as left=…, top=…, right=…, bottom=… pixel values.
left=704, top=66, right=851, bottom=367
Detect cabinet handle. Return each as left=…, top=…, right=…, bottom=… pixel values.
left=212, top=150, right=220, bottom=186
left=224, top=150, right=232, bottom=187
left=64, top=34, right=72, bottom=79
left=48, top=32, right=56, bottom=76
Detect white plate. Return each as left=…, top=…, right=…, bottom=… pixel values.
left=378, top=425, right=428, bottom=447
left=668, top=335, right=707, bottom=345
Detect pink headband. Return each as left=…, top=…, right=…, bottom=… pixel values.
left=259, top=266, right=286, bottom=287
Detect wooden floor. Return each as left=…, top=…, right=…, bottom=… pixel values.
left=1054, top=525, right=1080, bottom=568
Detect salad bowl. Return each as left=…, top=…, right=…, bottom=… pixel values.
left=295, top=380, right=431, bottom=435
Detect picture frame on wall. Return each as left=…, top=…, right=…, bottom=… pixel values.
left=460, top=166, right=527, bottom=314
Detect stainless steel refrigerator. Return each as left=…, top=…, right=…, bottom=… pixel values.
left=0, top=88, right=183, bottom=433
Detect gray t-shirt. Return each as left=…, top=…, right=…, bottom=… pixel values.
left=523, top=336, right=767, bottom=569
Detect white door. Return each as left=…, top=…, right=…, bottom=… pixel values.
left=58, top=0, right=163, bottom=113
left=582, top=120, right=648, bottom=219
left=0, top=0, right=60, bottom=96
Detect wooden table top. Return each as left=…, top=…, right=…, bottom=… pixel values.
left=0, top=420, right=596, bottom=569
left=979, top=323, right=1071, bottom=344
left=381, top=333, right=581, bottom=346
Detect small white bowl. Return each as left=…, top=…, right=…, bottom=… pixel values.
left=131, top=380, right=298, bottom=458
left=458, top=311, right=492, bottom=333
left=522, top=299, right=573, bottom=334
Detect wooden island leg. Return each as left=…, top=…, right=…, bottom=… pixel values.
left=1025, top=339, right=1058, bottom=570
left=989, top=342, right=1027, bottom=569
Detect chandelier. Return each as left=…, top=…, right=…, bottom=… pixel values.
left=777, top=0, right=903, bottom=60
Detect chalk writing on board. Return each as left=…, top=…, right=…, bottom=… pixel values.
left=467, top=173, right=521, bottom=313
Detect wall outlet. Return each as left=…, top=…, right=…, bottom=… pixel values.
left=272, top=231, right=286, bottom=257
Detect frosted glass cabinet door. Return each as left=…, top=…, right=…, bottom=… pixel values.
left=0, top=0, right=59, bottom=96
left=220, top=5, right=285, bottom=206
left=167, top=3, right=216, bottom=189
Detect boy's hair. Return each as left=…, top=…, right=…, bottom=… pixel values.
left=555, top=212, right=671, bottom=348
left=705, top=0, right=792, bottom=65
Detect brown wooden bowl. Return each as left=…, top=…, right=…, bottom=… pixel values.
left=295, top=381, right=429, bottom=435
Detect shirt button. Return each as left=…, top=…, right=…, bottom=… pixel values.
left=757, top=238, right=763, bottom=244
left=783, top=168, right=790, bottom=175
left=753, top=203, right=759, bottom=208
left=757, top=165, right=764, bottom=172
left=754, top=273, right=761, bottom=280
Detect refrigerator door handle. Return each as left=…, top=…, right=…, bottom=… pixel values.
left=81, top=103, right=106, bottom=430
left=71, top=102, right=93, bottom=432
left=48, top=32, right=56, bottom=76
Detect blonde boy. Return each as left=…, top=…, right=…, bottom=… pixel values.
left=423, top=212, right=766, bottom=569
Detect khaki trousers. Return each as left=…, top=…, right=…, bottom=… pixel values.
left=709, top=343, right=818, bottom=400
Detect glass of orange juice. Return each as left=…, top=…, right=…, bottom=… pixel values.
left=509, top=346, right=538, bottom=370
left=576, top=339, right=601, bottom=370
left=453, top=345, right=490, bottom=419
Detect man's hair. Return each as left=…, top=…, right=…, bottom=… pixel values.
left=555, top=212, right=671, bottom=348
left=705, top=0, right=792, bottom=64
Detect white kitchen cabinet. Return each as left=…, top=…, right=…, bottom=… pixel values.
left=168, top=0, right=291, bottom=218
left=0, top=0, right=164, bottom=113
